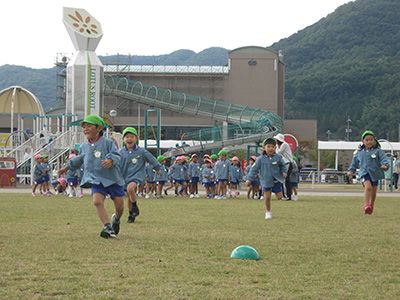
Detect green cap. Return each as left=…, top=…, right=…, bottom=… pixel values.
left=210, top=154, right=218, bottom=160
left=122, top=127, right=138, bottom=137
left=230, top=245, right=260, bottom=260
left=81, top=115, right=105, bottom=128
left=42, top=155, right=48, bottom=158
left=157, top=155, right=166, bottom=162
left=218, top=150, right=227, bottom=156
left=362, top=130, right=375, bottom=140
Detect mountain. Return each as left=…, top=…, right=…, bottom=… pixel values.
left=1, top=0, right=399, bottom=141
left=269, top=0, right=400, bottom=140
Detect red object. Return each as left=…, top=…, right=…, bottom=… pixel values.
left=284, top=136, right=297, bottom=153
left=0, top=157, right=17, bottom=187
left=242, top=159, right=247, bottom=174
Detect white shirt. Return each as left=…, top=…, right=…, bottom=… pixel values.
left=277, top=142, right=293, bottom=164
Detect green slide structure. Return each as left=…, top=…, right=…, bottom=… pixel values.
left=104, top=76, right=283, bottom=157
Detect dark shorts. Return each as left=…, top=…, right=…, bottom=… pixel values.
left=67, top=178, right=79, bottom=186
left=92, top=183, right=125, bottom=199
left=34, top=179, right=45, bottom=185
left=203, top=182, right=212, bottom=187
left=290, top=182, right=298, bottom=188
left=250, top=180, right=259, bottom=186
left=156, top=180, right=166, bottom=185
left=218, top=179, right=228, bottom=183
left=173, top=179, right=185, bottom=184
left=190, top=177, right=200, bottom=183
left=361, top=174, right=379, bottom=187
left=44, top=176, right=50, bottom=182
left=263, top=182, right=282, bottom=193
left=230, top=180, right=239, bottom=185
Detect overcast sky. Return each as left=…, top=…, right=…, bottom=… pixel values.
left=1, top=0, right=353, bottom=69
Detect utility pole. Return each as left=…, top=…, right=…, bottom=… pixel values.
left=345, top=117, right=352, bottom=141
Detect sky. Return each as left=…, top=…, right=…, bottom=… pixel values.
left=1, top=0, right=353, bottom=69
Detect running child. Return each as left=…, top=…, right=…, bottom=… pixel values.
left=58, top=115, right=125, bottom=239
left=118, top=127, right=161, bottom=222
left=245, top=156, right=259, bottom=199
left=348, top=130, right=389, bottom=214
left=246, top=138, right=287, bottom=219
left=290, top=156, right=300, bottom=201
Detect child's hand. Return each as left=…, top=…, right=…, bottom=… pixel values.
left=101, top=159, right=113, bottom=169
left=245, top=180, right=251, bottom=186
left=58, top=166, right=68, bottom=175
left=282, top=172, right=287, bottom=178
left=155, top=170, right=161, bottom=175
left=347, top=171, right=353, bottom=176
left=380, top=165, right=388, bottom=170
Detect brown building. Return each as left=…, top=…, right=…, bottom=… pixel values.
left=101, top=45, right=316, bottom=140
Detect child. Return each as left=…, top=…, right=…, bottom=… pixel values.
left=155, top=155, right=168, bottom=199
left=348, top=131, right=389, bottom=215
left=40, top=154, right=51, bottom=195
left=32, top=154, right=46, bottom=197
left=245, top=156, right=259, bottom=199
left=145, top=162, right=156, bottom=198
left=170, top=156, right=187, bottom=197
left=65, top=154, right=80, bottom=198
left=229, top=156, right=243, bottom=198
left=214, top=150, right=231, bottom=199
left=210, top=154, right=218, bottom=197
left=164, top=156, right=176, bottom=195
left=246, top=138, right=287, bottom=219
left=51, top=177, right=67, bottom=195
left=201, top=159, right=215, bottom=198
left=118, top=127, right=161, bottom=223
left=58, top=114, right=125, bottom=239
left=189, top=154, right=201, bottom=198
left=290, top=156, right=300, bottom=201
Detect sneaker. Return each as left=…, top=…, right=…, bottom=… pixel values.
left=235, top=192, right=239, bottom=198
left=32, top=192, right=36, bottom=197
left=80, top=192, right=84, bottom=197
left=77, top=193, right=83, bottom=198
left=145, top=194, right=150, bottom=199
left=156, top=195, right=160, bottom=199
left=214, top=195, right=219, bottom=199
left=182, top=192, right=188, bottom=197
left=293, top=195, right=298, bottom=201
left=222, top=195, right=227, bottom=199
left=127, top=215, right=136, bottom=223
left=132, top=205, right=140, bottom=217
left=159, top=196, right=165, bottom=199
left=195, top=194, right=199, bottom=198
left=47, top=191, right=53, bottom=195
left=228, top=191, right=232, bottom=198
left=69, top=193, right=73, bottom=198
left=260, top=196, right=264, bottom=200
left=111, top=214, right=120, bottom=235
left=190, top=194, right=194, bottom=198
left=55, top=191, right=59, bottom=195
left=164, top=189, right=168, bottom=196
left=40, top=190, right=43, bottom=194
left=281, top=197, right=291, bottom=201
left=364, top=205, right=373, bottom=215
left=265, top=211, right=272, bottom=219
left=100, top=226, right=116, bottom=239
left=370, top=205, right=374, bottom=214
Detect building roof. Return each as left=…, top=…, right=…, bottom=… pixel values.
left=104, top=65, right=229, bottom=75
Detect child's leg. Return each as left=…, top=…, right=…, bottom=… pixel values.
left=112, top=196, right=124, bottom=221
left=275, top=191, right=283, bottom=201
left=264, top=190, right=272, bottom=211
left=127, top=182, right=138, bottom=205
left=32, top=183, right=37, bottom=193
left=92, top=192, right=109, bottom=225
left=195, top=182, right=198, bottom=194
left=370, top=185, right=378, bottom=207
left=292, top=186, right=297, bottom=196
left=363, top=180, right=373, bottom=207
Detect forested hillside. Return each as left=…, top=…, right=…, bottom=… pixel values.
left=1, top=0, right=399, bottom=140
left=269, top=0, right=400, bottom=140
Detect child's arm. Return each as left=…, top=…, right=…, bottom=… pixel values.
left=58, top=165, right=69, bottom=176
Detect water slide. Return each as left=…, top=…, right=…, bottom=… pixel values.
left=104, top=76, right=283, bottom=157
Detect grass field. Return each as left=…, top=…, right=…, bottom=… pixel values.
left=1, top=192, right=399, bottom=299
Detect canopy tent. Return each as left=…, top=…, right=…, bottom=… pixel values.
left=0, top=86, right=45, bottom=137
left=317, top=140, right=400, bottom=189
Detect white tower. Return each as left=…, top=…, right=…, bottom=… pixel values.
left=63, top=7, right=104, bottom=118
